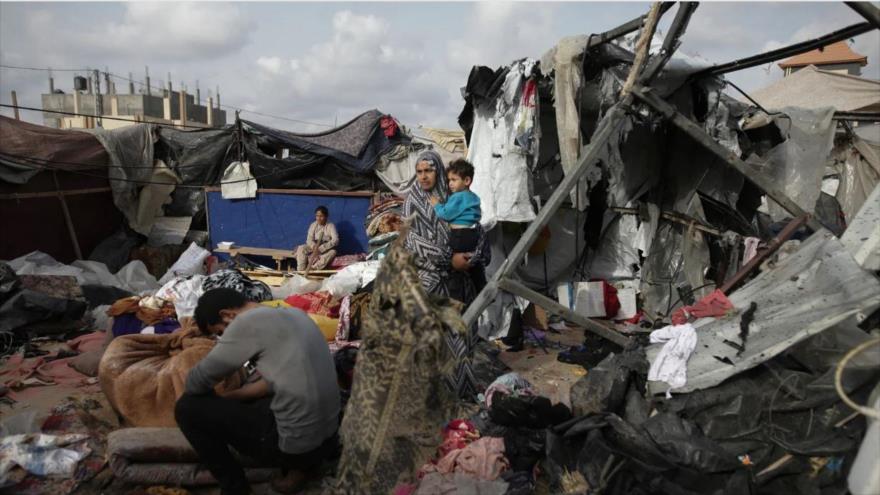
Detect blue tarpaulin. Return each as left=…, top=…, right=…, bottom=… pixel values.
left=206, top=190, right=371, bottom=259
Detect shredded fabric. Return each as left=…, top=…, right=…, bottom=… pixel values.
left=648, top=323, right=698, bottom=398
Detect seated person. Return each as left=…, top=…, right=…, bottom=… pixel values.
left=175, top=288, right=340, bottom=495
left=295, top=206, right=338, bottom=271
left=430, top=159, right=486, bottom=292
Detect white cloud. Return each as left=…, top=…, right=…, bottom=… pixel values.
left=256, top=56, right=283, bottom=75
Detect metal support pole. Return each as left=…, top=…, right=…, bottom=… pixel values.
left=693, top=22, right=873, bottom=77
left=499, top=278, right=632, bottom=347
left=845, top=2, right=880, bottom=29
left=630, top=85, right=824, bottom=231
left=639, top=2, right=699, bottom=85
left=719, top=214, right=810, bottom=294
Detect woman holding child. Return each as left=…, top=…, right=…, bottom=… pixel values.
left=403, top=150, right=490, bottom=399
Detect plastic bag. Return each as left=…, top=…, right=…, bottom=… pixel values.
left=322, top=270, right=362, bottom=299
left=158, top=242, right=210, bottom=285
left=271, top=275, right=323, bottom=300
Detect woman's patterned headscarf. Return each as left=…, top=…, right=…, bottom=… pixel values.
left=403, top=150, right=451, bottom=293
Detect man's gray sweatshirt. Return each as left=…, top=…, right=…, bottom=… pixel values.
left=185, top=306, right=340, bottom=454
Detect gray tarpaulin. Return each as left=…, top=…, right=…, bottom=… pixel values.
left=832, top=134, right=880, bottom=222
left=647, top=229, right=880, bottom=394
left=89, top=124, right=156, bottom=231
left=156, top=127, right=235, bottom=218
left=749, top=107, right=836, bottom=222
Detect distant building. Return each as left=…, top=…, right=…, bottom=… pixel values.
left=778, top=40, right=868, bottom=77
left=41, top=73, right=227, bottom=130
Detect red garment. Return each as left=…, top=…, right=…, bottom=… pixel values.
left=380, top=116, right=398, bottom=137
left=589, top=280, right=620, bottom=319
left=438, top=419, right=480, bottom=458
left=284, top=291, right=341, bottom=318
left=671, top=289, right=734, bottom=325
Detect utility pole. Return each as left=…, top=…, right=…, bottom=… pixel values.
left=145, top=66, right=151, bottom=96
left=10, top=91, right=20, bottom=120
left=94, top=69, right=103, bottom=127
left=48, top=68, right=55, bottom=93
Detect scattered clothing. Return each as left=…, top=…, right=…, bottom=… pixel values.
left=329, top=253, right=367, bottom=270
left=742, top=237, right=761, bottom=265
left=0, top=433, right=91, bottom=486
left=670, top=289, right=735, bottom=325
left=489, top=395, right=572, bottom=429
left=284, top=291, right=340, bottom=318
left=202, top=269, right=272, bottom=302
left=481, top=372, right=535, bottom=409
left=422, top=437, right=510, bottom=481
left=415, top=472, right=508, bottom=495
left=648, top=323, right=698, bottom=398
left=438, top=420, right=480, bottom=459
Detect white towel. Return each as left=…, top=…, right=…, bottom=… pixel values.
left=648, top=323, right=697, bottom=398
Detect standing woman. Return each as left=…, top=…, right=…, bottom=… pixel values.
left=403, top=150, right=490, bottom=398
left=295, top=206, right=338, bottom=272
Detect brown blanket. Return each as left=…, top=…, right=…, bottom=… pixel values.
left=98, top=326, right=243, bottom=427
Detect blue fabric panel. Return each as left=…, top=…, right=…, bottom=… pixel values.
left=206, top=191, right=370, bottom=256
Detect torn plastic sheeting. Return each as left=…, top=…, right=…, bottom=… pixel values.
left=132, top=160, right=180, bottom=236
left=483, top=208, right=586, bottom=291
left=647, top=229, right=880, bottom=395
left=750, top=107, right=836, bottom=223
left=89, top=123, right=156, bottom=231
left=639, top=210, right=712, bottom=319
left=9, top=252, right=159, bottom=296
left=832, top=135, right=880, bottom=223
left=157, top=126, right=236, bottom=218
left=585, top=210, right=640, bottom=281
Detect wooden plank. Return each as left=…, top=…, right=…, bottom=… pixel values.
left=630, top=85, right=824, bottom=231
left=215, top=246, right=296, bottom=259
left=203, top=187, right=374, bottom=198
left=498, top=277, right=632, bottom=347
left=585, top=2, right=675, bottom=49
left=462, top=100, right=632, bottom=327
left=52, top=171, right=83, bottom=260
left=0, top=187, right=112, bottom=200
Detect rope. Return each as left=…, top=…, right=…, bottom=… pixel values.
left=834, top=337, right=880, bottom=419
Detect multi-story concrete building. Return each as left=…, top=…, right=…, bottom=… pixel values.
left=40, top=72, right=227, bottom=130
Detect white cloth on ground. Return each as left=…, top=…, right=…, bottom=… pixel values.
left=648, top=323, right=697, bottom=398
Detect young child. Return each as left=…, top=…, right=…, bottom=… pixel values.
left=430, top=159, right=486, bottom=291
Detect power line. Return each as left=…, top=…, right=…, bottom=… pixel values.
left=0, top=150, right=221, bottom=171
left=0, top=103, right=233, bottom=131
left=0, top=64, right=89, bottom=72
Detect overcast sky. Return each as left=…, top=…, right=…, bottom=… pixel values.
left=1, top=2, right=877, bottom=132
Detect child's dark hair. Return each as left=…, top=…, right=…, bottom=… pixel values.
left=447, top=159, right=474, bottom=181
left=315, top=205, right=329, bottom=216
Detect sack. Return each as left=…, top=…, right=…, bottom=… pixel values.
left=98, top=327, right=243, bottom=427
left=270, top=275, right=322, bottom=300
